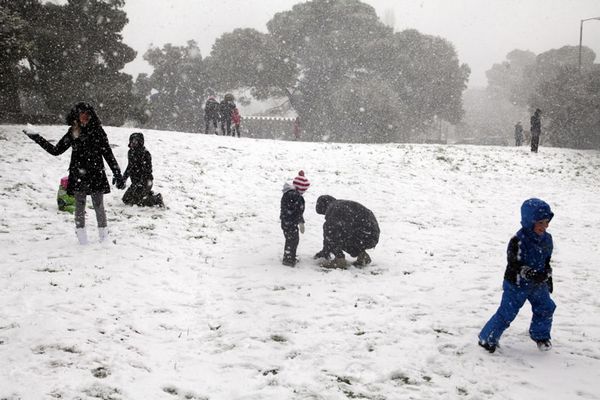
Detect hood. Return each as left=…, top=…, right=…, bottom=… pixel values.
left=282, top=182, right=295, bottom=193
left=129, top=132, right=145, bottom=149
left=316, top=195, right=336, bottom=215
left=520, top=198, right=554, bottom=230
left=65, top=101, right=100, bottom=127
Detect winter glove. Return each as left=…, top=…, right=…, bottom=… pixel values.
left=520, top=266, right=548, bottom=283
left=314, top=250, right=330, bottom=260
left=299, top=223, right=305, bottom=234
left=113, top=175, right=126, bottom=190
left=22, top=129, right=40, bottom=139
left=547, top=276, right=553, bottom=293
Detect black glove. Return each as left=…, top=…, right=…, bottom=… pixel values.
left=314, top=250, right=330, bottom=260
left=22, top=129, right=40, bottom=139
left=547, top=276, right=553, bottom=293
left=113, top=175, right=126, bottom=190
left=520, top=266, right=548, bottom=283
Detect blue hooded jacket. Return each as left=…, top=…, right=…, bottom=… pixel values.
left=504, top=198, right=554, bottom=284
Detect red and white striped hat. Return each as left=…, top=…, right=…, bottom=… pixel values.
left=292, top=170, right=310, bottom=193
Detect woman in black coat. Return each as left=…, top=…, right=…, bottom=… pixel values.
left=24, top=102, right=125, bottom=244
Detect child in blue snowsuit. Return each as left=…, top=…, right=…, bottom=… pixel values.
left=478, top=198, right=555, bottom=353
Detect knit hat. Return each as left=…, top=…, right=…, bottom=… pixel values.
left=60, top=176, right=69, bottom=189
left=292, top=170, right=310, bottom=193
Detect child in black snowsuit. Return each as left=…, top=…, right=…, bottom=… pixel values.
left=280, top=170, right=310, bottom=266
left=122, top=132, right=164, bottom=207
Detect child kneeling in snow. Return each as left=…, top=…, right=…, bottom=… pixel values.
left=57, top=176, right=75, bottom=213
left=122, top=132, right=164, bottom=207
left=478, top=198, right=556, bottom=353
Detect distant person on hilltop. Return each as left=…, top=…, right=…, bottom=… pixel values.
left=293, top=116, right=301, bottom=140
left=23, top=102, right=125, bottom=244
left=280, top=170, right=310, bottom=267
left=232, top=106, right=241, bottom=137
left=314, top=195, right=380, bottom=268
left=514, top=121, right=523, bottom=146
left=220, top=93, right=236, bottom=136
left=530, top=109, right=542, bottom=152
left=204, top=95, right=220, bottom=135
left=478, top=198, right=555, bottom=353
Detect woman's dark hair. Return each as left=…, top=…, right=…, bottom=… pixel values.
left=65, top=102, right=101, bottom=126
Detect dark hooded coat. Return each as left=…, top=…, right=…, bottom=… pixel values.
left=28, top=102, right=122, bottom=195
left=123, top=132, right=153, bottom=186
left=280, top=182, right=305, bottom=227
left=219, top=99, right=236, bottom=122
left=530, top=110, right=542, bottom=133
left=315, top=195, right=380, bottom=258
left=204, top=97, right=220, bottom=121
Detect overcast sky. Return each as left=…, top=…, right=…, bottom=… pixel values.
left=120, top=0, right=600, bottom=88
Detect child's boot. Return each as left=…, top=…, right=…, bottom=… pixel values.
left=536, top=339, right=552, bottom=351
left=478, top=340, right=497, bottom=353
left=75, top=227, right=88, bottom=245
left=98, top=227, right=109, bottom=243
left=320, top=256, right=347, bottom=269
left=354, top=251, right=372, bottom=266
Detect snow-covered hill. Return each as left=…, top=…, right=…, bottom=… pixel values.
left=1, top=124, right=599, bottom=400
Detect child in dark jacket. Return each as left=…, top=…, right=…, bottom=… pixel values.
left=280, top=170, right=310, bottom=266
left=478, top=198, right=555, bottom=353
left=122, top=132, right=164, bottom=207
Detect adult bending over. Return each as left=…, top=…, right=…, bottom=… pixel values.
left=314, top=195, right=380, bottom=268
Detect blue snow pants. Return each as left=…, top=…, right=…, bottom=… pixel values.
left=479, top=279, right=556, bottom=346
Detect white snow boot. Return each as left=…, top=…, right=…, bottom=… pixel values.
left=98, top=227, right=109, bottom=243
left=75, top=228, right=88, bottom=245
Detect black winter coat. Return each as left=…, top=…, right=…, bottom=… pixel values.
left=220, top=100, right=236, bottom=122
left=316, top=195, right=380, bottom=258
left=531, top=112, right=541, bottom=133
left=123, top=148, right=153, bottom=186
left=280, top=185, right=305, bottom=227
left=30, top=123, right=122, bottom=195
left=204, top=98, right=220, bottom=121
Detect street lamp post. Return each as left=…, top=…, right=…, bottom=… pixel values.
left=579, top=17, right=600, bottom=72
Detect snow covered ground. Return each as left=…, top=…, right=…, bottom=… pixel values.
left=1, top=124, right=599, bottom=400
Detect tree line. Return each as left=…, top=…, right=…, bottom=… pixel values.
left=0, top=0, right=470, bottom=143
left=3, top=0, right=597, bottom=148
left=482, top=45, right=600, bottom=149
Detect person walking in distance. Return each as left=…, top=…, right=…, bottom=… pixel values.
left=530, top=109, right=542, bottom=152
left=514, top=121, right=524, bottom=146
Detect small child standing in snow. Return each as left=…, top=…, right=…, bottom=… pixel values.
left=478, top=198, right=555, bottom=353
left=232, top=107, right=241, bottom=137
left=280, top=170, right=310, bottom=266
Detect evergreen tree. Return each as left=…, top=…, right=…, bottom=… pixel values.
left=2, top=0, right=136, bottom=125
left=0, top=2, right=34, bottom=115
left=205, top=0, right=470, bottom=142
left=136, top=41, right=209, bottom=132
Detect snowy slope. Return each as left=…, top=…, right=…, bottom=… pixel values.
left=0, top=124, right=599, bottom=400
